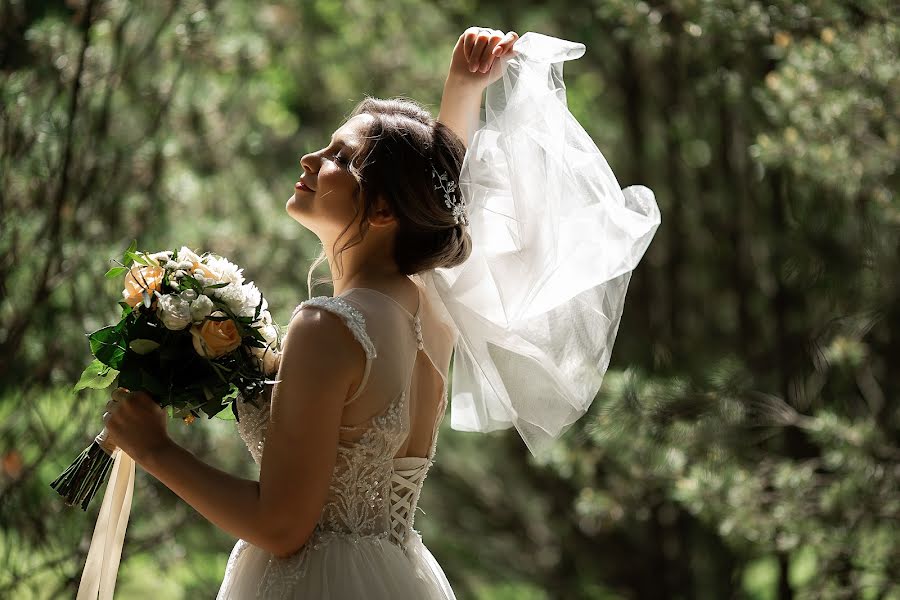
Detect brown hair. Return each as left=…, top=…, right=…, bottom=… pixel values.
left=306, top=96, right=472, bottom=298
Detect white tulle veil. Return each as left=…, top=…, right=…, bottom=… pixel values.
left=419, top=31, right=662, bottom=458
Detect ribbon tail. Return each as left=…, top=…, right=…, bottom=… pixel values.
left=76, top=447, right=136, bottom=600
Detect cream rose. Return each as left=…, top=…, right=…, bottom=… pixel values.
left=190, top=294, right=214, bottom=322
left=263, top=349, right=281, bottom=374
left=157, top=295, right=192, bottom=330
left=122, top=265, right=165, bottom=308
left=190, top=311, right=242, bottom=358
left=252, top=344, right=281, bottom=375
left=250, top=321, right=281, bottom=374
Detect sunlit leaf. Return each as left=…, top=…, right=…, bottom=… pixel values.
left=73, top=359, right=120, bottom=392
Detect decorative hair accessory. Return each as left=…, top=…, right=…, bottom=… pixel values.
left=430, top=162, right=469, bottom=227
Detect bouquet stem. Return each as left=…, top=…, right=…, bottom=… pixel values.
left=49, top=426, right=118, bottom=511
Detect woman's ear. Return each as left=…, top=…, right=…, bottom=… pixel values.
left=368, top=194, right=397, bottom=228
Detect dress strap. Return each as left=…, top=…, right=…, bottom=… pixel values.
left=291, top=296, right=377, bottom=406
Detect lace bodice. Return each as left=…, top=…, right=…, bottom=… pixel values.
left=231, top=276, right=454, bottom=585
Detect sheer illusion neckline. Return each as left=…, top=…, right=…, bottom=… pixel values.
left=338, top=284, right=421, bottom=321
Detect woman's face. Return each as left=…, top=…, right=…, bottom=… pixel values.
left=286, top=113, right=375, bottom=238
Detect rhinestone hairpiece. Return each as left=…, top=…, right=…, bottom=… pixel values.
left=430, top=162, right=468, bottom=227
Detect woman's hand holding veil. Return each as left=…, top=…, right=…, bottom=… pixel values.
left=439, top=27, right=518, bottom=147
left=447, top=27, right=519, bottom=90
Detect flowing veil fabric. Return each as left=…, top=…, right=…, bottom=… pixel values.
left=421, top=32, right=661, bottom=457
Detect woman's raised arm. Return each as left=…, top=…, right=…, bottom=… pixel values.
left=438, top=27, right=518, bottom=148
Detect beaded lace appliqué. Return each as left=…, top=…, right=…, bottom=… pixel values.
left=227, top=295, right=442, bottom=597
left=255, top=389, right=419, bottom=596
left=291, top=296, right=377, bottom=361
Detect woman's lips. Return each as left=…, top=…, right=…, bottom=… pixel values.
left=295, top=180, right=314, bottom=192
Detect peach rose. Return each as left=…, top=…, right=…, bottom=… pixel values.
left=190, top=311, right=242, bottom=358
left=122, top=265, right=165, bottom=308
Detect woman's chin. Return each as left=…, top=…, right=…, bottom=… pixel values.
left=285, top=196, right=304, bottom=220
left=286, top=192, right=305, bottom=210
left=286, top=196, right=316, bottom=228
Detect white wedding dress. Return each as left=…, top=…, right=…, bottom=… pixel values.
left=216, top=30, right=660, bottom=599
left=216, top=273, right=458, bottom=599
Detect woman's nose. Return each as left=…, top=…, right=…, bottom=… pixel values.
left=299, top=153, right=317, bottom=172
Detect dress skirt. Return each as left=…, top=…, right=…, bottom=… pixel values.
left=216, top=529, right=456, bottom=599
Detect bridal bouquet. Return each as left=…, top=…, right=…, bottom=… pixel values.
left=50, top=241, right=282, bottom=511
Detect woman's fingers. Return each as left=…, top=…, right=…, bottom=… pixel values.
left=459, top=27, right=520, bottom=75
left=468, top=34, right=489, bottom=72
left=491, top=31, right=519, bottom=57
left=476, top=31, right=505, bottom=72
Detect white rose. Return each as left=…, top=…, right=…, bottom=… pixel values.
left=260, top=323, right=279, bottom=347
left=180, top=289, right=198, bottom=302
left=190, top=294, right=214, bottom=322
left=157, top=295, right=192, bottom=330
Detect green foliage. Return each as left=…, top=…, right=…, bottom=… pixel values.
left=1, top=0, right=896, bottom=599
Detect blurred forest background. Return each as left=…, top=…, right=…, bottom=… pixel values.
left=1, top=0, right=897, bottom=598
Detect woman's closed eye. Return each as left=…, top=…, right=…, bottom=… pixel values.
left=331, top=153, right=348, bottom=166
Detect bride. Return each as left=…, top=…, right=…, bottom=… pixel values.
left=102, top=25, right=660, bottom=599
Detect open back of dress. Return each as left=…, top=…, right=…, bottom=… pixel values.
left=220, top=273, right=459, bottom=599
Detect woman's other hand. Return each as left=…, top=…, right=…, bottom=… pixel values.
left=104, top=387, right=171, bottom=463
left=448, top=27, right=519, bottom=90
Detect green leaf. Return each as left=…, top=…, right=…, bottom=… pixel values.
left=118, top=302, right=133, bottom=318
left=213, top=405, right=237, bottom=421
left=126, top=251, right=149, bottom=266
left=73, top=359, right=120, bottom=392
left=122, top=239, right=138, bottom=265
left=245, top=325, right=266, bottom=342
left=105, top=266, right=129, bottom=279
left=223, top=383, right=241, bottom=402
left=181, top=274, right=203, bottom=291
left=204, top=282, right=229, bottom=289
left=129, top=339, right=161, bottom=354
left=88, top=324, right=128, bottom=369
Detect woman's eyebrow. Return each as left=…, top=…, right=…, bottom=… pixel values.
left=329, top=136, right=356, bottom=151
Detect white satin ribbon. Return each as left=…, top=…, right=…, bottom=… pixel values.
left=76, top=437, right=135, bottom=600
